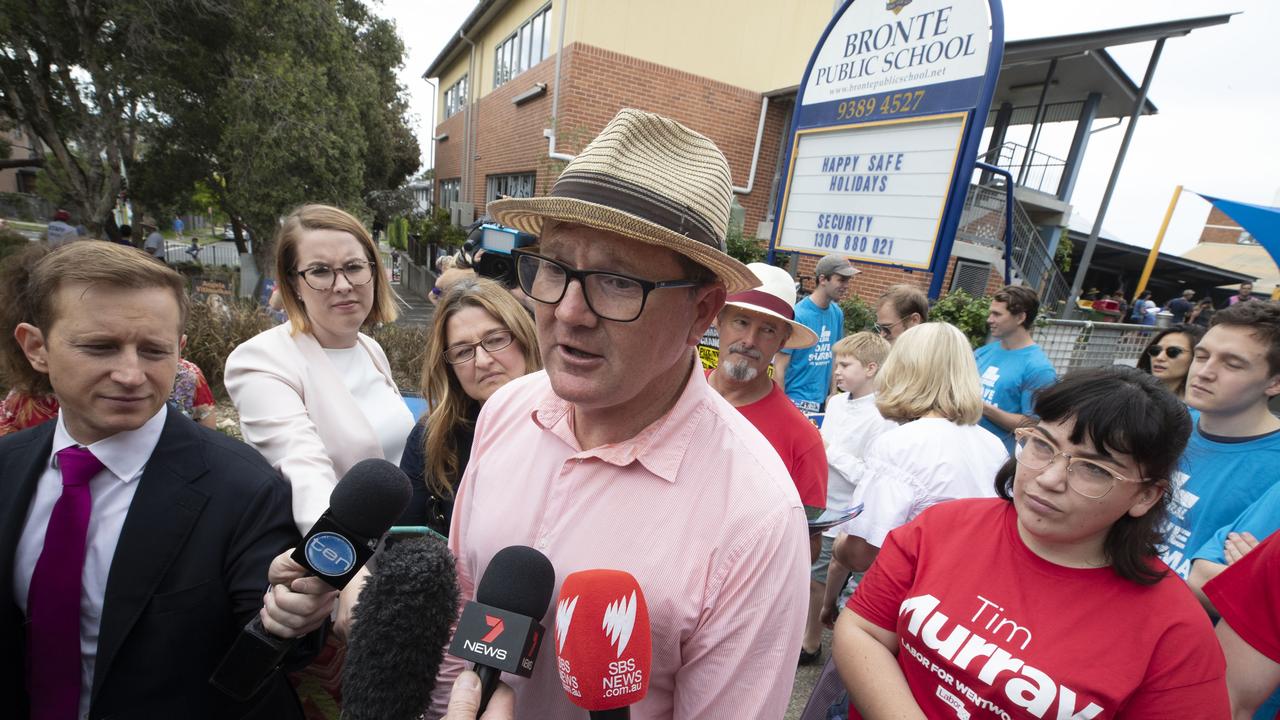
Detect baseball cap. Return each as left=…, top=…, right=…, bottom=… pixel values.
left=815, top=255, right=858, bottom=278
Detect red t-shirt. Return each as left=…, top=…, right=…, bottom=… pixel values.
left=1205, top=532, right=1280, bottom=665
left=847, top=498, right=1228, bottom=719
left=711, top=372, right=827, bottom=508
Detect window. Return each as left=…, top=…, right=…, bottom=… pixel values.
left=439, top=179, right=461, bottom=211
left=443, top=75, right=468, bottom=118
left=486, top=173, right=536, bottom=202
left=494, top=5, right=552, bottom=88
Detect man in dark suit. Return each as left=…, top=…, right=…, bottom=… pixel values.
left=0, top=242, right=333, bottom=719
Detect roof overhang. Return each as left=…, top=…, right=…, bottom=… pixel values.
left=1066, top=232, right=1255, bottom=289
left=423, top=0, right=510, bottom=80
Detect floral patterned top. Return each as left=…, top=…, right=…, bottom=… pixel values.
left=0, top=389, right=59, bottom=437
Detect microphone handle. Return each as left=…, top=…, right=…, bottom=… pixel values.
left=474, top=663, right=501, bottom=714
left=590, top=710, right=630, bottom=720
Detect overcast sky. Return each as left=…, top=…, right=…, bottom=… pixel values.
left=373, top=0, right=1277, bottom=257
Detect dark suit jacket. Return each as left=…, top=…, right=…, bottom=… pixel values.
left=0, top=411, right=306, bottom=719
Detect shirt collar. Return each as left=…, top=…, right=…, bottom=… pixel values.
left=530, top=353, right=708, bottom=483
left=847, top=392, right=876, bottom=407
left=51, top=405, right=169, bottom=483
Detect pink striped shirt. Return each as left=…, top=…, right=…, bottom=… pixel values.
left=429, top=356, right=810, bottom=719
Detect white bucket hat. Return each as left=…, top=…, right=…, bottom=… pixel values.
left=724, top=263, right=819, bottom=349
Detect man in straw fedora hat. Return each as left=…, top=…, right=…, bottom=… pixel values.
left=428, top=109, right=810, bottom=718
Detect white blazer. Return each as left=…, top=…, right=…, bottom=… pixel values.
left=225, top=322, right=399, bottom=534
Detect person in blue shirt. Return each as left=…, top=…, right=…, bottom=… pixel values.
left=774, top=254, right=856, bottom=413
left=973, top=285, right=1057, bottom=450
left=1158, top=300, right=1280, bottom=581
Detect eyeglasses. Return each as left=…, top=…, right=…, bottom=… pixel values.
left=512, top=249, right=700, bottom=323
left=294, top=260, right=374, bottom=291
left=874, top=319, right=904, bottom=337
left=1146, top=345, right=1186, bottom=360
left=1012, top=428, right=1146, bottom=499
left=444, top=329, right=516, bottom=364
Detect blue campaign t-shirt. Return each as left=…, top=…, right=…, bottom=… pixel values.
left=782, top=296, right=843, bottom=413
left=1159, top=426, right=1280, bottom=579
left=973, top=341, right=1057, bottom=449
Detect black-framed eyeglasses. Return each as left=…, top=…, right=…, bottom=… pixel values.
left=444, top=329, right=516, bottom=364
left=1146, top=345, right=1186, bottom=360
left=294, top=259, right=374, bottom=291
left=1012, top=427, right=1147, bottom=499
left=512, top=249, right=700, bottom=323
left=874, top=319, right=904, bottom=337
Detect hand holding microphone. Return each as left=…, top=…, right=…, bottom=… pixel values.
left=444, top=671, right=515, bottom=720
left=554, top=569, right=652, bottom=719
left=210, top=458, right=412, bottom=701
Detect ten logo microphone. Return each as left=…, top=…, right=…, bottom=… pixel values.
left=554, top=569, right=652, bottom=719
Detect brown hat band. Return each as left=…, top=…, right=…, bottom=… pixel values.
left=551, top=172, right=719, bottom=248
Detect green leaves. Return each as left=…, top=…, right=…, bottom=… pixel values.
left=928, top=289, right=992, bottom=349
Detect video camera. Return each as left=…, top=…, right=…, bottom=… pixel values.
left=458, top=218, right=537, bottom=288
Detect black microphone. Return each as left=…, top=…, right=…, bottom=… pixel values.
left=210, top=459, right=412, bottom=702
left=448, top=545, right=555, bottom=714
left=341, top=535, right=460, bottom=720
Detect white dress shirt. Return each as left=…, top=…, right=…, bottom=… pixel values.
left=14, top=405, right=167, bottom=719
left=819, top=391, right=898, bottom=538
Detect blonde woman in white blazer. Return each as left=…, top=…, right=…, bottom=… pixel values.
left=225, top=205, right=413, bottom=536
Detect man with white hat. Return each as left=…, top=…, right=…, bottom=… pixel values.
left=708, top=262, right=827, bottom=520
left=427, top=109, right=809, bottom=719
left=773, top=254, right=857, bottom=414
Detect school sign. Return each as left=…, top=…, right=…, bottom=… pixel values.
left=771, top=0, right=1004, bottom=296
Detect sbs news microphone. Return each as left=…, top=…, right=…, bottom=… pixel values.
left=554, top=569, right=651, bottom=719
left=341, top=535, right=460, bottom=720
left=210, top=458, right=412, bottom=701
left=448, top=545, right=555, bottom=714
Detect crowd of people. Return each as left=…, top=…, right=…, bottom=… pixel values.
left=0, top=107, right=1277, bottom=720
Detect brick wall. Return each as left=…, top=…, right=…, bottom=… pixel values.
left=792, top=251, right=1003, bottom=305
left=432, top=43, right=784, bottom=233
left=1197, top=207, right=1244, bottom=245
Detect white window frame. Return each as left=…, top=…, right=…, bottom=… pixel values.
left=443, top=75, right=468, bottom=119
left=494, top=4, right=552, bottom=88
left=486, top=173, right=536, bottom=202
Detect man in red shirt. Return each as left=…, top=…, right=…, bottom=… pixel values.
left=707, top=262, right=828, bottom=521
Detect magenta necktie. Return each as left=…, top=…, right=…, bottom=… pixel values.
left=27, top=446, right=104, bottom=720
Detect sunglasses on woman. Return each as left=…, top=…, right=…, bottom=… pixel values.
left=1146, top=345, right=1186, bottom=359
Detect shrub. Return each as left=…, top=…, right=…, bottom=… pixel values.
left=182, top=299, right=275, bottom=397
left=369, top=322, right=428, bottom=394
left=725, top=226, right=764, bottom=265
left=0, top=226, right=28, bottom=263
left=839, top=294, right=876, bottom=333
left=929, top=289, right=991, bottom=349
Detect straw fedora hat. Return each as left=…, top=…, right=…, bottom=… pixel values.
left=724, top=263, right=818, bottom=349
left=487, top=108, right=759, bottom=294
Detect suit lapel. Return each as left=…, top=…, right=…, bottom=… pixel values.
left=0, top=423, right=56, bottom=642
left=91, top=413, right=210, bottom=701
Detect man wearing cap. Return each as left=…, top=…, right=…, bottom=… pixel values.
left=427, top=109, right=810, bottom=719
left=773, top=255, right=855, bottom=414
left=46, top=210, right=77, bottom=248
left=707, top=262, right=827, bottom=519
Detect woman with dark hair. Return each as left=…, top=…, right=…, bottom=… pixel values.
left=1136, top=323, right=1204, bottom=400
left=833, top=367, right=1228, bottom=718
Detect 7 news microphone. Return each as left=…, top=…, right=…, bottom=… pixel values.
left=554, top=569, right=652, bottom=719
left=448, top=545, right=556, bottom=714
left=209, top=458, right=412, bottom=701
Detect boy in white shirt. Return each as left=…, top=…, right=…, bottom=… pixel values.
left=802, top=332, right=896, bottom=661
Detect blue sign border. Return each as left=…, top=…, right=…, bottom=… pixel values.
left=767, top=0, right=1005, bottom=298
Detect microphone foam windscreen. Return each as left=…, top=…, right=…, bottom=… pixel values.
left=328, top=458, right=413, bottom=538
left=341, top=536, right=460, bottom=720
left=554, top=569, right=651, bottom=710
left=475, top=545, right=556, bottom=619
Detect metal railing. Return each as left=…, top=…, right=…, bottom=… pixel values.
left=955, top=181, right=1071, bottom=311
left=164, top=241, right=242, bottom=267
left=1031, top=319, right=1155, bottom=376
left=982, top=141, right=1067, bottom=196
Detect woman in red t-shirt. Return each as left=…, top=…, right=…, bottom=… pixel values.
left=833, top=366, right=1229, bottom=719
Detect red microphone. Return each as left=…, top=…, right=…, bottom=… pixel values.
left=554, top=569, right=651, bottom=719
